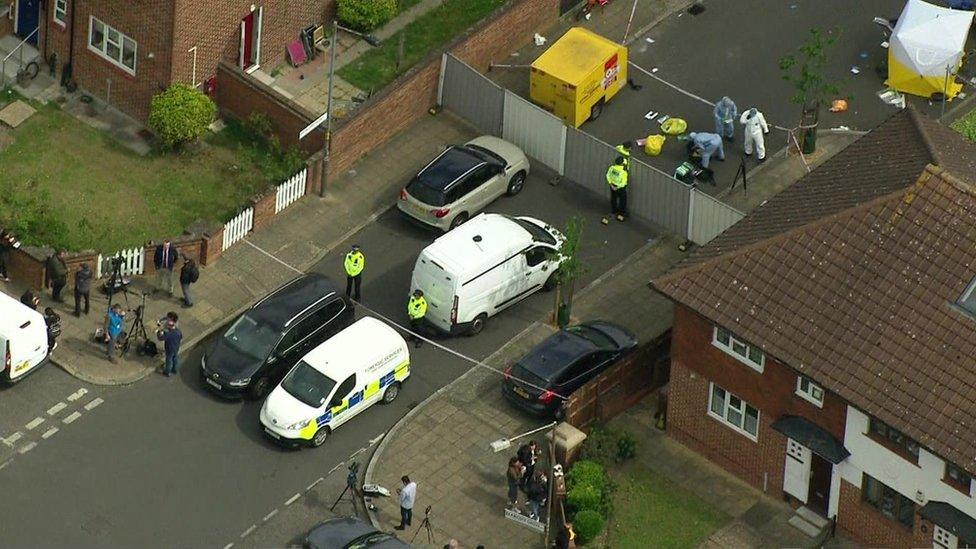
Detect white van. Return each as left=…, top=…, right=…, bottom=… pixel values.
left=411, top=213, right=564, bottom=336
left=0, top=291, right=50, bottom=382
left=259, top=316, right=409, bottom=448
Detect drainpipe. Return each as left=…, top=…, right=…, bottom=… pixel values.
left=61, top=0, right=75, bottom=87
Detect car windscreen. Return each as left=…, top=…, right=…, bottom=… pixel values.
left=465, top=144, right=506, bottom=167
left=406, top=178, right=447, bottom=206
left=566, top=325, right=616, bottom=350
left=511, top=217, right=556, bottom=245
left=222, top=313, right=282, bottom=361
left=281, top=361, right=337, bottom=408
left=512, top=363, right=552, bottom=388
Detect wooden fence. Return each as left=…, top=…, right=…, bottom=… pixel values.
left=563, top=330, right=672, bottom=432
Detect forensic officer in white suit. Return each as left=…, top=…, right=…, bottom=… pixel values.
left=740, top=107, right=770, bottom=162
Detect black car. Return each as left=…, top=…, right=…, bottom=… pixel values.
left=201, top=274, right=354, bottom=399
left=304, top=517, right=408, bottom=549
left=502, top=321, right=637, bottom=417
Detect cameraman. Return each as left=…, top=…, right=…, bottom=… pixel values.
left=156, top=311, right=183, bottom=377
left=105, top=304, right=126, bottom=363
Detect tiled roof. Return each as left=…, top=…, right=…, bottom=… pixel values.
left=654, top=110, right=976, bottom=474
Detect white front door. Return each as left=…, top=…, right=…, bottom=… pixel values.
left=934, top=525, right=958, bottom=549
left=783, top=438, right=811, bottom=502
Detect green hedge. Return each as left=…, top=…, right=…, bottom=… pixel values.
left=567, top=460, right=606, bottom=492
left=574, top=509, right=605, bottom=545
left=337, top=0, right=397, bottom=32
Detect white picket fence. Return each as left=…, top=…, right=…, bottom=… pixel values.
left=223, top=207, right=254, bottom=250
left=275, top=168, right=308, bottom=213
left=95, top=247, right=146, bottom=279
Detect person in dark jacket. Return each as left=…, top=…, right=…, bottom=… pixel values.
left=179, top=256, right=199, bottom=308
left=0, top=231, right=14, bottom=282
left=43, top=307, right=61, bottom=351
left=506, top=456, right=523, bottom=509
left=74, top=263, right=92, bottom=316
left=20, top=289, right=39, bottom=310
left=153, top=240, right=179, bottom=296
left=518, top=440, right=540, bottom=489
left=156, top=311, right=183, bottom=376
left=47, top=250, right=68, bottom=302
left=526, top=470, right=548, bottom=521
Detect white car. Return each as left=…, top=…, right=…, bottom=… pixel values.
left=260, top=317, right=409, bottom=448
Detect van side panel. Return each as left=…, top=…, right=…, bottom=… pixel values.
left=459, top=253, right=526, bottom=324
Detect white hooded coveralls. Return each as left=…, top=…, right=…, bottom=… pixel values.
left=740, top=109, right=769, bottom=159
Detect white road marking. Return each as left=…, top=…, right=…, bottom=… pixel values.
left=67, top=388, right=88, bottom=402
left=84, top=398, right=104, bottom=411
left=47, top=402, right=67, bottom=416
left=328, top=463, right=343, bottom=475
left=18, top=442, right=36, bottom=454
left=63, top=411, right=82, bottom=424
left=41, top=427, right=59, bottom=439
left=2, top=432, right=21, bottom=447
left=349, top=447, right=366, bottom=459
left=0, top=459, right=11, bottom=471
left=222, top=544, right=234, bottom=549
left=284, top=493, right=301, bottom=506
left=369, top=433, right=385, bottom=446
left=239, top=525, right=257, bottom=539
left=262, top=509, right=278, bottom=522
left=306, top=477, right=325, bottom=492
left=25, top=417, right=45, bottom=431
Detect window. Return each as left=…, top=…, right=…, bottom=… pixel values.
left=795, top=376, right=825, bottom=407
left=308, top=299, right=345, bottom=331
left=525, top=246, right=548, bottom=268
left=713, top=326, right=764, bottom=372
left=708, top=383, right=759, bottom=440
left=862, top=474, right=915, bottom=528
left=331, top=375, right=357, bottom=408
left=88, top=17, right=137, bottom=74
left=945, top=461, right=973, bottom=493
left=53, top=0, right=67, bottom=26
left=868, top=417, right=920, bottom=461
left=461, top=165, right=493, bottom=194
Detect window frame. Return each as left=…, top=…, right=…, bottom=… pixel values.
left=867, top=417, right=920, bottom=464
left=862, top=474, right=915, bottom=529
left=707, top=383, right=760, bottom=441
left=53, top=0, right=67, bottom=27
left=712, top=326, right=765, bottom=372
left=87, top=16, right=137, bottom=75
left=944, top=461, right=973, bottom=495
left=795, top=375, right=825, bottom=408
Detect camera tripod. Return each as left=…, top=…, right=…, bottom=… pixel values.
left=331, top=462, right=360, bottom=512
left=121, top=293, right=151, bottom=357
left=104, top=256, right=131, bottom=308
left=411, top=505, right=434, bottom=544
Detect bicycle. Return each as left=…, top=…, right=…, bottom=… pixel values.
left=576, top=0, right=611, bottom=21
left=14, top=61, right=39, bottom=86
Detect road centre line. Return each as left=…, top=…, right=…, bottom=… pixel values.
left=41, top=427, right=59, bottom=439
left=84, top=398, right=104, bottom=411
left=67, top=388, right=88, bottom=402
left=222, top=544, right=234, bottom=549
left=2, top=432, right=21, bottom=446
left=63, top=411, right=82, bottom=424
left=239, top=525, right=257, bottom=539
left=18, top=442, right=36, bottom=454
left=306, top=477, right=325, bottom=492
left=25, top=417, right=44, bottom=431
left=284, top=493, right=301, bottom=506
left=47, top=402, right=67, bottom=416
left=262, top=509, right=278, bottom=522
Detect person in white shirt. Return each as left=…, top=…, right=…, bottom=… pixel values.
left=395, top=475, right=417, bottom=530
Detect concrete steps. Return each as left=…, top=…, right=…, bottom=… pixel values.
left=0, top=34, right=42, bottom=84
left=788, top=506, right=833, bottom=547
left=797, top=506, right=830, bottom=529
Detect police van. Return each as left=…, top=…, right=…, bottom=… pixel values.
left=259, top=316, right=409, bottom=448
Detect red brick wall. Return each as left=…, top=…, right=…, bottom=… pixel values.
left=0, top=6, right=13, bottom=38
left=836, top=479, right=916, bottom=548
left=43, top=0, right=71, bottom=76
left=141, top=237, right=203, bottom=277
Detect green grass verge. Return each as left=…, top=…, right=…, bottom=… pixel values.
left=338, top=0, right=507, bottom=91
left=950, top=107, right=976, bottom=142
left=606, top=468, right=729, bottom=548
left=0, top=103, right=281, bottom=252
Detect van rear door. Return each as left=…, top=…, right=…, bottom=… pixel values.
left=411, top=252, right=455, bottom=331
left=7, top=318, right=48, bottom=381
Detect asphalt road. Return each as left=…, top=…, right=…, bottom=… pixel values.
left=0, top=169, right=652, bottom=547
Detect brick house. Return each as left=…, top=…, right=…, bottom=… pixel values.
left=7, top=0, right=332, bottom=120
left=653, top=108, right=976, bottom=548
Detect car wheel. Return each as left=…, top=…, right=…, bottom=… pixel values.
left=589, top=100, right=604, bottom=121
left=311, top=426, right=330, bottom=447
left=554, top=405, right=566, bottom=421
left=543, top=270, right=559, bottom=292
left=468, top=313, right=488, bottom=336
left=506, top=171, right=527, bottom=196
left=248, top=376, right=272, bottom=399
left=449, top=212, right=469, bottom=230
left=382, top=381, right=401, bottom=404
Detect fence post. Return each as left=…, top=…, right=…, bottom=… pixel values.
left=437, top=53, right=448, bottom=107
left=686, top=188, right=696, bottom=244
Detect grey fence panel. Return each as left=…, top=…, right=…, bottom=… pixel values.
left=689, top=189, right=745, bottom=245
left=440, top=54, right=504, bottom=136
left=563, top=128, right=691, bottom=237
left=502, top=91, right=566, bottom=174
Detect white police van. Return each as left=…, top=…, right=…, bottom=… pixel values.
left=259, top=316, right=409, bottom=448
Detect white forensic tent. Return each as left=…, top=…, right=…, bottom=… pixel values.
left=887, top=0, right=974, bottom=99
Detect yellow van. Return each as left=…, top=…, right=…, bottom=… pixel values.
left=530, top=28, right=628, bottom=128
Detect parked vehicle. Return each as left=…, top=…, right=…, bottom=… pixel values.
left=502, top=321, right=637, bottom=418
left=397, top=136, right=530, bottom=231
left=260, top=317, right=409, bottom=448
left=201, top=274, right=354, bottom=399
left=303, top=516, right=408, bottom=549
left=410, top=213, right=564, bottom=336
left=0, top=291, right=50, bottom=383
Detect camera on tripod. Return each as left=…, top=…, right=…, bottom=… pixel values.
left=108, top=255, right=125, bottom=268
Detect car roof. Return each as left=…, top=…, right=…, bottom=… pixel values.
left=302, top=317, right=407, bottom=381
left=306, top=517, right=378, bottom=548
left=247, top=274, right=340, bottom=328
left=516, top=329, right=596, bottom=379
left=414, top=145, right=484, bottom=190
left=422, top=213, right=535, bottom=280
left=0, top=291, right=46, bottom=337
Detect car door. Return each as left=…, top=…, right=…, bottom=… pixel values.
left=557, top=352, right=608, bottom=394
left=458, top=165, right=496, bottom=213
left=326, top=374, right=358, bottom=429
left=524, top=245, right=554, bottom=289
left=305, top=299, right=347, bottom=348
left=270, top=317, right=320, bottom=379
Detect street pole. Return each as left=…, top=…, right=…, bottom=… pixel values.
left=543, top=423, right=557, bottom=548
left=320, top=19, right=339, bottom=197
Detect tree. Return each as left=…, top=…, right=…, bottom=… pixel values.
left=778, top=28, right=842, bottom=153
left=549, top=216, right=587, bottom=327
left=148, top=84, right=217, bottom=150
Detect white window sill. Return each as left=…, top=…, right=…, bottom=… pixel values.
left=707, top=410, right=759, bottom=442
left=711, top=340, right=764, bottom=373
left=795, top=389, right=824, bottom=408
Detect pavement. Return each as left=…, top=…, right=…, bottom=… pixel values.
left=363, top=116, right=857, bottom=548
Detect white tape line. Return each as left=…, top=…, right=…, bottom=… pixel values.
left=25, top=417, right=45, bottom=431
left=242, top=240, right=303, bottom=275
left=628, top=61, right=715, bottom=107
left=47, top=402, right=67, bottom=416
left=262, top=509, right=279, bottom=522
left=63, top=411, right=82, bottom=424
left=306, top=477, right=325, bottom=492
left=18, top=442, right=36, bottom=454
left=285, top=493, right=302, bottom=506
left=41, top=427, right=59, bottom=439
left=240, top=525, right=257, bottom=539
left=67, top=388, right=88, bottom=402
left=84, top=398, right=104, bottom=411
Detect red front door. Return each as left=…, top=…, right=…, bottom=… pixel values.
left=241, top=11, right=255, bottom=69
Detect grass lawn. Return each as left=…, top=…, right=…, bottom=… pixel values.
left=338, top=0, right=507, bottom=91
left=604, top=467, right=729, bottom=548
left=0, top=97, right=298, bottom=252
left=951, top=107, right=976, bottom=142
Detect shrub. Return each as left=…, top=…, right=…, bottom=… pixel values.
left=337, top=0, right=397, bottom=32
left=573, top=509, right=605, bottom=544
left=579, top=425, right=638, bottom=466
left=566, top=460, right=606, bottom=492
left=616, top=431, right=637, bottom=461
left=567, top=483, right=603, bottom=515
left=149, top=84, right=216, bottom=150
left=951, top=108, right=976, bottom=142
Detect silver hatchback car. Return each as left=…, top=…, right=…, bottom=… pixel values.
left=397, top=136, right=530, bottom=231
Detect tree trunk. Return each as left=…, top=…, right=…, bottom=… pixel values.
left=801, top=100, right=820, bottom=154
left=551, top=283, right=561, bottom=327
